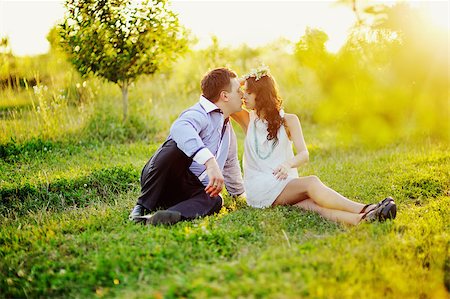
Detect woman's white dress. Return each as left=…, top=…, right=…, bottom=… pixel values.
left=244, top=110, right=298, bottom=208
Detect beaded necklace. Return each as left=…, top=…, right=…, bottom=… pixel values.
left=253, top=118, right=277, bottom=160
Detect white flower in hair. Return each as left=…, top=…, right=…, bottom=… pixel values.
left=244, top=64, right=270, bottom=81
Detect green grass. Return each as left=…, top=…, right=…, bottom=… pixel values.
left=1, top=37, right=449, bottom=298
left=1, top=136, right=449, bottom=298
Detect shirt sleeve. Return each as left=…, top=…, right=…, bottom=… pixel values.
left=223, top=124, right=245, bottom=196
left=170, top=109, right=214, bottom=164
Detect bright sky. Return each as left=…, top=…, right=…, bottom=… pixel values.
left=0, top=0, right=448, bottom=56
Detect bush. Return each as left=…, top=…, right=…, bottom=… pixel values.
left=83, top=112, right=161, bottom=143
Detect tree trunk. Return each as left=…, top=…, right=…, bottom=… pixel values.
left=121, top=81, right=129, bottom=122
left=352, top=0, right=362, bottom=25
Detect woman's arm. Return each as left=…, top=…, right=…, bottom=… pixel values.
left=230, top=109, right=250, bottom=135
left=284, top=113, right=309, bottom=167
left=273, top=113, right=309, bottom=180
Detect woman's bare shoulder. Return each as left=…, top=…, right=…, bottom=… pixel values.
left=284, top=113, right=300, bottom=125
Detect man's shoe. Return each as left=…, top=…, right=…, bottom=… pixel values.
left=146, top=210, right=182, bottom=226
left=128, top=204, right=149, bottom=223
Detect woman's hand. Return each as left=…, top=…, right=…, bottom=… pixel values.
left=273, top=162, right=291, bottom=180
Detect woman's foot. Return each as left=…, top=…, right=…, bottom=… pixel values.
left=360, top=197, right=395, bottom=214
left=360, top=203, right=377, bottom=214
left=360, top=197, right=397, bottom=223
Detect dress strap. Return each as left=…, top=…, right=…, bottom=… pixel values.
left=249, top=110, right=257, bottom=121
left=279, top=109, right=285, bottom=118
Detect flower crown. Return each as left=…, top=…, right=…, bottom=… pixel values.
left=243, top=64, right=270, bottom=81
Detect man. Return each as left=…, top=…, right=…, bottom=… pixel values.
left=129, top=67, right=245, bottom=225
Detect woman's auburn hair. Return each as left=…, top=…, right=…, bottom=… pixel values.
left=246, top=75, right=285, bottom=144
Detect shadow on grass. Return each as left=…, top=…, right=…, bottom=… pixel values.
left=0, top=165, right=139, bottom=217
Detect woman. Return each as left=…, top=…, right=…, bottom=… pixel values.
left=232, top=66, right=397, bottom=225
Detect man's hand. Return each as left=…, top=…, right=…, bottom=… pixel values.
left=204, top=158, right=224, bottom=197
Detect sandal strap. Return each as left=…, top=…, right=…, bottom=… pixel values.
left=360, top=204, right=373, bottom=214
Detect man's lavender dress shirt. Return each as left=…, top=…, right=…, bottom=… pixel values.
left=168, top=96, right=244, bottom=195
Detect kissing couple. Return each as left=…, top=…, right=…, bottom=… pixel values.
left=129, top=66, right=397, bottom=226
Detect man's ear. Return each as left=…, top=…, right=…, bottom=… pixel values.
left=220, top=90, right=229, bottom=102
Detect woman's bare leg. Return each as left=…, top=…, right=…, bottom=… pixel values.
left=273, top=176, right=374, bottom=213
left=295, top=199, right=363, bottom=225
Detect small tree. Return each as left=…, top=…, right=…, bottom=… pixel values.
left=294, top=27, right=330, bottom=70
left=0, top=36, right=16, bottom=89
left=59, top=0, right=188, bottom=120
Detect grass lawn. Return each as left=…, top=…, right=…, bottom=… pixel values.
left=1, top=6, right=448, bottom=296
left=1, top=135, right=449, bottom=298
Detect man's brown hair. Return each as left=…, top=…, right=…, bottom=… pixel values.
left=201, top=68, right=237, bottom=103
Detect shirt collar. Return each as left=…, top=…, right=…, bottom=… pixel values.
left=199, top=95, right=222, bottom=113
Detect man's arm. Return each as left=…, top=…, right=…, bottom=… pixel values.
left=223, top=124, right=245, bottom=196
left=170, top=109, right=223, bottom=196
left=170, top=110, right=214, bottom=164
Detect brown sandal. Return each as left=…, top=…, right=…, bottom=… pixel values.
left=360, top=204, right=374, bottom=214
left=361, top=197, right=397, bottom=222
left=360, top=197, right=395, bottom=214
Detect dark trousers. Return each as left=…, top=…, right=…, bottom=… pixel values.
left=137, top=139, right=223, bottom=220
